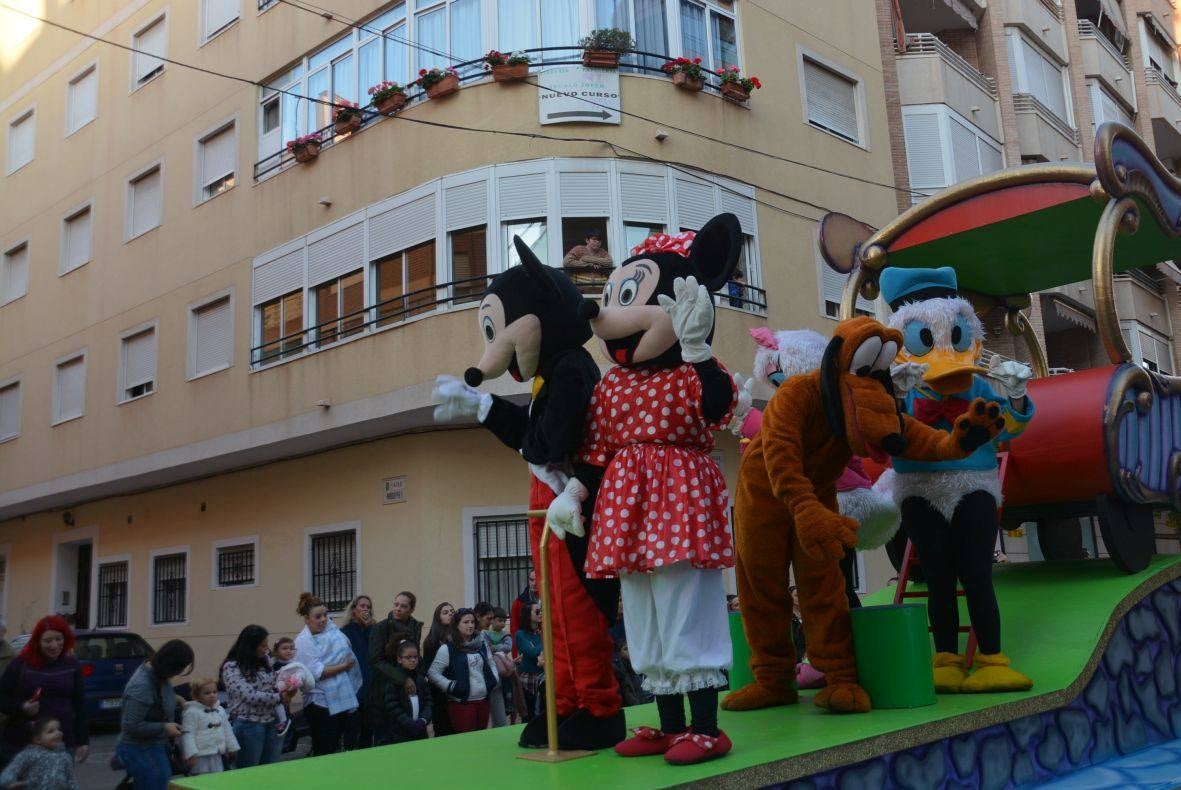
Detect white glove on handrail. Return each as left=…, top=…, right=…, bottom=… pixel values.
left=432, top=375, right=492, bottom=422
left=657, top=276, right=714, bottom=364
left=545, top=477, right=588, bottom=541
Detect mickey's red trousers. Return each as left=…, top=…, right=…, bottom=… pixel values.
left=529, top=476, right=621, bottom=718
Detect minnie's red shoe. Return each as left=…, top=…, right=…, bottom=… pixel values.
left=664, top=730, right=733, bottom=765
left=613, top=726, right=686, bottom=757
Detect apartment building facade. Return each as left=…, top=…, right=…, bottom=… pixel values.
left=0, top=0, right=904, bottom=673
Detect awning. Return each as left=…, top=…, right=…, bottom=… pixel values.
left=1050, top=295, right=1098, bottom=333
left=1156, top=261, right=1181, bottom=284
left=1141, top=11, right=1177, bottom=49
left=900, top=0, right=978, bottom=35
left=1098, top=0, right=1129, bottom=41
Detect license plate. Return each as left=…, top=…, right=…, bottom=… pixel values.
left=99, top=699, right=122, bottom=710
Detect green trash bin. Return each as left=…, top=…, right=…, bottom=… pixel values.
left=850, top=604, right=936, bottom=708
left=728, top=611, right=755, bottom=691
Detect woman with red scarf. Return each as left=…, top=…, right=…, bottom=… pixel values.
left=0, top=615, right=88, bottom=769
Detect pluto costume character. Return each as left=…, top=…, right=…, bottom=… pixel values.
left=548, top=215, right=740, bottom=766
left=432, top=239, right=624, bottom=750
left=725, top=317, right=1005, bottom=714
left=882, top=266, right=1035, bottom=694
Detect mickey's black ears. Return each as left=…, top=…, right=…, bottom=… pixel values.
left=514, top=236, right=561, bottom=299
left=819, top=335, right=846, bottom=440
left=687, top=213, right=742, bottom=291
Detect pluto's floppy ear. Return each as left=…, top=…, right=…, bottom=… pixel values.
left=514, top=236, right=561, bottom=300
left=819, top=335, right=847, bottom=439
left=750, top=326, right=779, bottom=349
left=687, top=213, right=742, bottom=291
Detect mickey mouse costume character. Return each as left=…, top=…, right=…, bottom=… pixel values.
left=881, top=266, right=1035, bottom=694
left=432, top=238, right=624, bottom=750
left=547, top=215, right=740, bottom=766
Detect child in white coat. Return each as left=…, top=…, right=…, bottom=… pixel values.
left=181, top=678, right=239, bottom=775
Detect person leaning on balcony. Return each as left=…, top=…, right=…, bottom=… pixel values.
left=295, top=593, right=362, bottom=757
left=562, top=229, right=614, bottom=285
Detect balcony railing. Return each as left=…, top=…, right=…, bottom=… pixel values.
left=1077, top=20, right=1132, bottom=68
left=1012, top=92, right=1080, bottom=145
left=1147, top=65, right=1181, bottom=98
left=254, top=46, right=731, bottom=180
left=896, top=33, right=998, bottom=98
left=250, top=272, right=768, bottom=369
left=1037, top=0, right=1064, bottom=21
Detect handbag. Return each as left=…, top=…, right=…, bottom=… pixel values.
left=492, top=652, right=516, bottom=679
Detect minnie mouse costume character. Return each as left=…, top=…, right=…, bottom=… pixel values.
left=547, top=214, right=740, bottom=766
left=432, top=238, right=624, bottom=751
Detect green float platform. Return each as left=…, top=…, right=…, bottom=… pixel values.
left=171, top=556, right=1181, bottom=790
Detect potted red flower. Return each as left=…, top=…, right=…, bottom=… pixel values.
left=579, top=28, right=634, bottom=69
left=662, top=56, right=705, bottom=92
left=716, top=65, right=761, bottom=102
left=418, top=66, right=460, bottom=99
left=333, top=101, right=363, bottom=134
left=368, top=81, right=407, bottom=115
left=485, top=50, right=531, bottom=82
left=286, top=133, right=322, bottom=163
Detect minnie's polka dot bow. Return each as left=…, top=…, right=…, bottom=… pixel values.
left=631, top=230, right=696, bottom=258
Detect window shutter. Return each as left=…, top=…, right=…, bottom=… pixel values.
left=369, top=194, right=436, bottom=259
left=200, top=126, right=235, bottom=189
left=444, top=180, right=488, bottom=231
left=497, top=172, right=547, bottom=219
left=0, top=384, right=18, bottom=439
left=3, top=244, right=29, bottom=303
left=619, top=172, right=668, bottom=223
left=133, top=18, right=166, bottom=84
left=902, top=111, right=946, bottom=192
left=123, top=329, right=156, bottom=389
left=674, top=177, right=715, bottom=231
left=803, top=60, right=859, bottom=142
left=819, top=251, right=874, bottom=313
left=979, top=138, right=1004, bottom=174
left=204, top=0, right=238, bottom=37
left=307, top=219, right=363, bottom=286
left=64, top=208, right=92, bottom=271
left=253, top=247, right=303, bottom=305
left=68, top=69, right=97, bottom=132
left=131, top=167, right=161, bottom=236
left=719, top=190, right=756, bottom=235
left=194, top=297, right=232, bottom=375
left=558, top=171, right=609, bottom=216
left=56, top=357, right=85, bottom=421
left=8, top=112, right=34, bottom=171
left=950, top=116, right=982, bottom=183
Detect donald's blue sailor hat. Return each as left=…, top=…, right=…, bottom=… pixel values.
left=879, top=266, right=959, bottom=311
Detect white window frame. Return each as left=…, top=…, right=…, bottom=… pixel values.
left=900, top=104, right=1005, bottom=197
left=125, top=160, right=164, bottom=242
left=117, top=320, right=159, bottom=404
left=0, top=376, right=21, bottom=444
left=461, top=506, right=527, bottom=607
left=187, top=288, right=235, bottom=380
left=1, top=239, right=30, bottom=306
left=148, top=546, right=190, bottom=627
left=131, top=13, right=169, bottom=92
left=1006, top=29, right=1074, bottom=127
left=210, top=535, right=259, bottom=590
left=671, top=0, right=742, bottom=74
left=93, top=554, right=132, bottom=631
left=48, top=526, right=99, bottom=626
left=304, top=522, right=361, bottom=614
left=193, top=118, right=238, bottom=205
left=65, top=63, right=98, bottom=136
left=52, top=349, right=87, bottom=426
left=6, top=107, right=35, bottom=175
left=201, top=0, right=240, bottom=44
left=60, top=200, right=94, bottom=275
left=796, top=47, right=869, bottom=149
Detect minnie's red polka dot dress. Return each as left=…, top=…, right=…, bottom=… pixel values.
left=580, top=361, right=737, bottom=579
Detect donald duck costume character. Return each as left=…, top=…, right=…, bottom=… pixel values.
left=882, top=266, right=1036, bottom=694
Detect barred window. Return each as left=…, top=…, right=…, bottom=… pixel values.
left=310, top=530, right=356, bottom=611
left=216, top=543, right=255, bottom=587
left=152, top=553, right=187, bottom=624
left=475, top=516, right=532, bottom=612
left=96, top=561, right=128, bottom=628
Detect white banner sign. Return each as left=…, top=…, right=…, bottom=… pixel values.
left=538, top=66, right=621, bottom=126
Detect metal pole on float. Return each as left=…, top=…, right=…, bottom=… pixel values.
left=518, top=509, right=595, bottom=764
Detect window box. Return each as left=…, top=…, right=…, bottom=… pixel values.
left=580, top=28, right=633, bottom=69
left=425, top=72, right=460, bottom=99
left=583, top=49, right=621, bottom=69
left=333, top=103, right=362, bottom=135
left=375, top=92, right=408, bottom=115
left=492, top=62, right=529, bottom=82
left=673, top=72, right=704, bottom=92
left=287, top=136, right=322, bottom=163
left=720, top=81, right=749, bottom=102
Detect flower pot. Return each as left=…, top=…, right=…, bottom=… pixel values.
left=291, top=142, right=321, bottom=163
left=492, top=62, right=529, bottom=82
left=672, top=71, right=704, bottom=92
left=334, top=115, right=362, bottom=135
left=582, top=49, right=621, bottom=69
left=374, top=93, right=407, bottom=115
left=720, top=82, right=750, bottom=102
left=426, top=73, right=460, bottom=99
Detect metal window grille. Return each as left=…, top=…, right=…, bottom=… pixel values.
left=310, top=530, right=356, bottom=611
left=216, top=544, right=255, bottom=587
left=152, top=553, right=186, bottom=624
left=96, top=562, right=128, bottom=628
left=475, top=516, right=532, bottom=612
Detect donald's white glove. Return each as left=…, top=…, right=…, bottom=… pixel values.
left=988, top=357, right=1033, bottom=400
left=727, top=373, right=754, bottom=437
left=657, top=276, right=714, bottom=363
left=890, top=362, right=930, bottom=395
left=545, top=477, right=588, bottom=541
left=432, top=375, right=492, bottom=422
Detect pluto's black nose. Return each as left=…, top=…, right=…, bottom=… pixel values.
left=464, top=367, right=484, bottom=387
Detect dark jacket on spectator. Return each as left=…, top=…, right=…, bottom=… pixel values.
left=369, top=667, right=432, bottom=744
left=369, top=616, right=423, bottom=687
left=0, top=655, right=88, bottom=751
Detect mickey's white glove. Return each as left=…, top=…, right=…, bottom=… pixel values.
left=657, top=276, right=714, bottom=364
left=727, top=373, right=754, bottom=436
left=432, top=375, right=492, bottom=422
left=545, top=478, right=588, bottom=541
left=890, top=362, right=930, bottom=395
left=988, top=357, right=1033, bottom=400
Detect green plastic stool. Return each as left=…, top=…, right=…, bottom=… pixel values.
left=851, top=603, right=936, bottom=708
left=728, top=611, right=755, bottom=691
